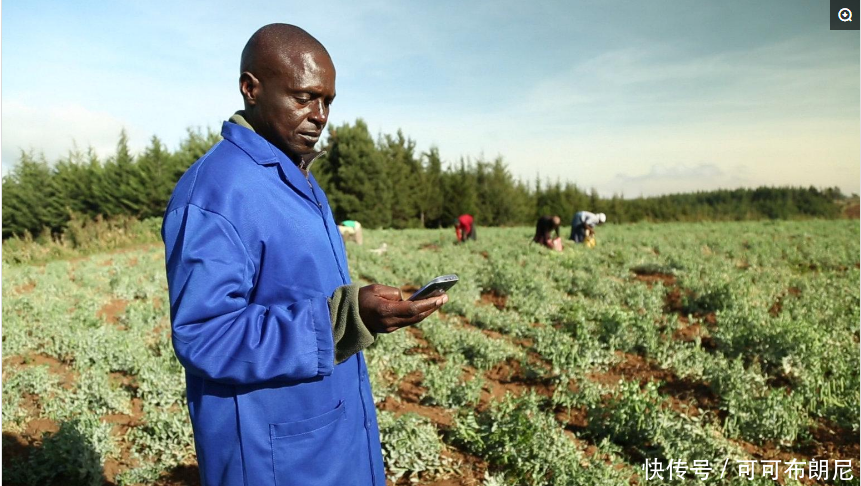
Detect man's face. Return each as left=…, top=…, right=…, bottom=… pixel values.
left=248, top=50, right=336, bottom=161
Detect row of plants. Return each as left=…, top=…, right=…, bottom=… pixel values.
left=2, top=220, right=858, bottom=485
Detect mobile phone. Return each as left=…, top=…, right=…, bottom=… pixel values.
left=408, top=274, right=459, bottom=301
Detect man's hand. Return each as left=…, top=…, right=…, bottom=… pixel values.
left=358, top=284, right=448, bottom=334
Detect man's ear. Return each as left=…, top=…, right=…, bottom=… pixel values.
left=239, top=72, right=260, bottom=106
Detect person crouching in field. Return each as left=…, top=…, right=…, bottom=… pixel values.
left=454, top=214, right=476, bottom=243
left=570, top=211, right=606, bottom=245
left=533, top=215, right=563, bottom=251
left=338, top=219, right=363, bottom=245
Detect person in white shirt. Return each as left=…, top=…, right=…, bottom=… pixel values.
left=570, top=211, right=606, bottom=242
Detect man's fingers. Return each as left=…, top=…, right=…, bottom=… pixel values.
left=401, top=305, right=440, bottom=325
left=373, top=285, right=404, bottom=302
left=387, top=294, right=446, bottom=318
left=382, top=304, right=442, bottom=331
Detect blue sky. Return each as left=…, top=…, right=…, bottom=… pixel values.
left=3, top=1, right=859, bottom=196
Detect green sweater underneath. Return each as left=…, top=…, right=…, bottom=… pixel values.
left=229, top=111, right=376, bottom=364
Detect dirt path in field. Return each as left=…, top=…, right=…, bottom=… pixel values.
left=429, top=301, right=859, bottom=485
left=151, top=465, right=202, bottom=486
left=3, top=353, right=77, bottom=388
left=442, top=303, right=719, bottom=423
left=11, top=281, right=36, bottom=295
left=630, top=268, right=676, bottom=287
left=627, top=273, right=857, bottom=481
left=397, top=318, right=645, bottom=482
left=629, top=268, right=721, bottom=350
left=96, top=298, right=130, bottom=325
left=478, top=290, right=507, bottom=310
left=586, top=351, right=722, bottom=420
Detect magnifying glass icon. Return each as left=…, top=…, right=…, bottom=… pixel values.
left=838, top=8, right=852, bottom=22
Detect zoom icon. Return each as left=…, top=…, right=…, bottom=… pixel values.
left=831, top=0, right=860, bottom=30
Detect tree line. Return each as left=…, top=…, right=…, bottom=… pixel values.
left=1, top=119, right=847, bottom=239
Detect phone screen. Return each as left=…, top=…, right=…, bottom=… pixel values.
left=408, top=274, right=459, bottom=301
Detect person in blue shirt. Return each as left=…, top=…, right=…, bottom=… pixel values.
left=570, top=211, right=606, bottom=243
left=161, top=24, right=447, bottom=486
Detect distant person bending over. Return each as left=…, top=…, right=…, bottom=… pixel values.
left=455, top=214, right=476, bottom=243
left=533, top=215, right=563, bottom=251
left=338, top=219, right=363, bottom=245
left=570, top=211, right=606, bottom=243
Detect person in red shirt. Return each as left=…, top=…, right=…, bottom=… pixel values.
left=454, top=214, right=476, bottom=243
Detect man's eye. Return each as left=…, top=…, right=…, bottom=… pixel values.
left=295, top=96, right=311, bottom=104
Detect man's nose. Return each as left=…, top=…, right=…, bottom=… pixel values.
left=309, top=100, right=328, bottom=126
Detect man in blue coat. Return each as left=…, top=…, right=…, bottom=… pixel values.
left=162, top=24, right=447, bottom=486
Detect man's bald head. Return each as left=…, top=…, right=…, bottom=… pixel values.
left=238, top=24, right=336, bottom=166
left=241, top=24, right=331, bottom=79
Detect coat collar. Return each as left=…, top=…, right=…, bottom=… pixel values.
left=221, top=118, right=326, bottom=203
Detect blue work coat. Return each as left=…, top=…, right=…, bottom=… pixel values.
left=162, top=121, right=385, bottom=486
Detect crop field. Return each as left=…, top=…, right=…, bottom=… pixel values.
left=2, top=221, right=859, bottom=485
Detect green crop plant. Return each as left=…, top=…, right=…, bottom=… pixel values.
left=420, top=357, right=484, bottom=408
left=364, top=326, right=426, bottom=402
left=377, top=411, right=450, bottom=482
left=585, top=380, right=738, bottom=463
left=2, top=365, right=62, bottom=429
left=126, top=405, right=196, bottom=472
left=420, top=317, right=522, bottom=371
left=452, top=392, right=631, bottom=485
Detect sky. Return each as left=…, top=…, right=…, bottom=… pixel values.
left=2, top=0, right=859, bottom=197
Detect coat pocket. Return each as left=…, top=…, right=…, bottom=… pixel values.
left=270, top=400, right=347, bottom=486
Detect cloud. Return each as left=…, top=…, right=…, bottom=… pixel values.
left=616, top=163, right=725, bottom=182
left=1, top=100, right=150, bottom=173
left=524, top=36, right=858, bottom=127
left=602, top=163, right=753, bottom=198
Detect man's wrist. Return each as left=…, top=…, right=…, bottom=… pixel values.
left=329, top=283, right=376, bottom=363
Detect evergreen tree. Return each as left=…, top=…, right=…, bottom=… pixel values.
left=135, top=136, right=173, bottom=218
left=380, top=130, right=422, bottom=228
left=2, top=151, right=64, bottom=237
left=535, top=179, right=566, bottom=220
left=476, top=157, right=528, bottom=226
left=322, top=120, right=393, bottom=228
left=53, top=146, right=98, bottom=218
left=441, top=159, right=478, bottom=225
left=98, top=130, right=142, bottom=216
left=419, top=147, right=445, bottom=227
